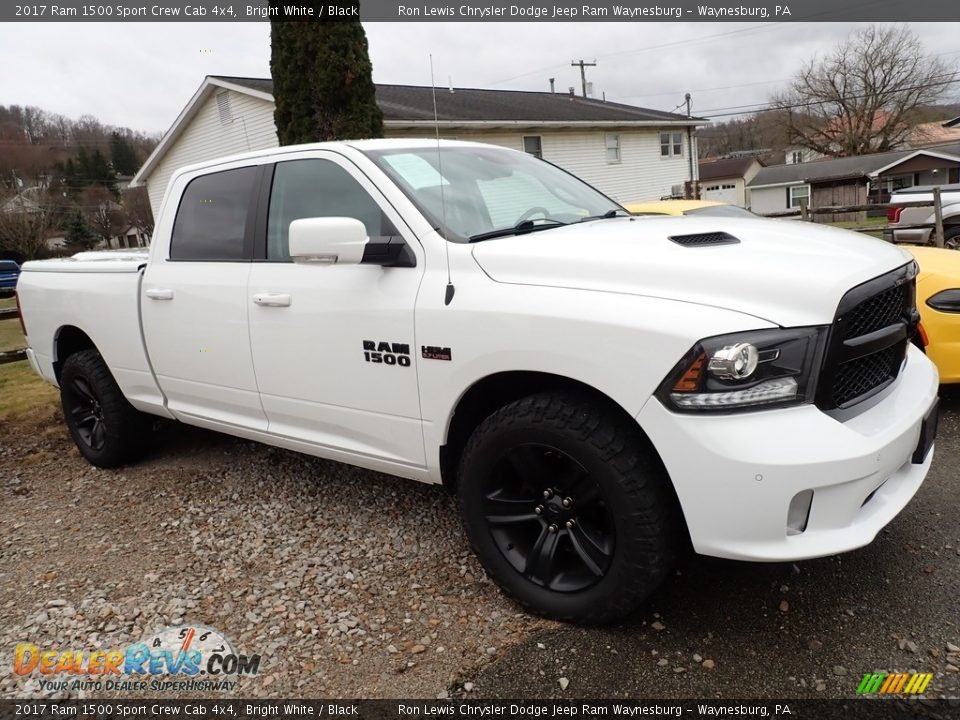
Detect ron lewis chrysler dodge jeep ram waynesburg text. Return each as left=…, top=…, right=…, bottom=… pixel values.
left=16, top=140, right=940, bottom=624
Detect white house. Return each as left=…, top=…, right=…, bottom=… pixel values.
left=131, top=75, right=707, bottom=216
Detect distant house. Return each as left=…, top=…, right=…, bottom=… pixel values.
left=908, top=121, right=960, bottom=148
left=747, top=141, right=960, bottom=220
left=697, top=156, right=763, bottom=207
left=783, top=146, right=824, bottom=165
left=106, top=224, right=151, bottom=250
left=131, top=75, right=707, bottom=216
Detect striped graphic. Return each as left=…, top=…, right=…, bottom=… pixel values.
left=856, top=672, right=933, bottom=695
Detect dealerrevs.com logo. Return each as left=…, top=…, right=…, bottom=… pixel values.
left=14, top=625, right=261, bottom=693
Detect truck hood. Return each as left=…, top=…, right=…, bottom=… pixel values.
left=470, top=216, right=914, bottom=327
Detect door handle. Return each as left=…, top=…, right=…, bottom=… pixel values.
left=145, top=288, right=174, bottom=300
left=253, top=293, right=292, bottom=307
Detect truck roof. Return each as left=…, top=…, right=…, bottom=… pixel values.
left=170, top=138, right=504, bottom=180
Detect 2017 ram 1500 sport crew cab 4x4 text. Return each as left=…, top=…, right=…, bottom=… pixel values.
left=17, top=140, right=939, bottom=624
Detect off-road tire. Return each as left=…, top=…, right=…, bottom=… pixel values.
left=60, top=349, right=151, bottom=468
left=457, top=391, right=681, bottom=625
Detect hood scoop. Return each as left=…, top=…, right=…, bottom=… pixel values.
left=669, top=231, right=740, bottom=247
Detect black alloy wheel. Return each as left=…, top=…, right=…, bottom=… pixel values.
left=482, top=443, right=613, bottom=592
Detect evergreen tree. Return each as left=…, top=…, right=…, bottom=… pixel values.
left=109, top=132, right=139, bottom=176
left=88, top=149, right=118, bottom=194
left=270, top=2, right=383, bottom=145
left=63, top=207, right=97, bottom=249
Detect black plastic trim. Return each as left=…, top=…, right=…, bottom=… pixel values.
left=926, top=289, right=960, bottom=313
left=668, top=231, right=740, bottom=247
left=815, top=262, right=918, bottom=411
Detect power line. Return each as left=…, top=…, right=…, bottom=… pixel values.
left=695, top=72, right=960, bottom=117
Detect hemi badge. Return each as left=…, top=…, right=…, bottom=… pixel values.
left=422, top=345, right=452, bottom=361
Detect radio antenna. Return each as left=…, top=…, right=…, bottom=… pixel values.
left=430, top=54, right=455, bottom=306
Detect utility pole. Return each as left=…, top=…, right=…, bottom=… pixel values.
left=571, top=59, right=596, bottom=98
left=685, top=93, right=699, bottom=200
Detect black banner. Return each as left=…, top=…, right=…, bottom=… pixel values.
left=2, top=0, right=959, bottom=22
left=3, top=699, right=960, bottom=720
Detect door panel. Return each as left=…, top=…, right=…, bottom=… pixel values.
left=140, top=164, right=267, bottom=430
left=247, top=154, right=425, bottom=466
left=142, top=262, right=264, bottom=428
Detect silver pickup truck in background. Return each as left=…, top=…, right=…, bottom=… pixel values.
left=884, top=184, right=960, bottom=249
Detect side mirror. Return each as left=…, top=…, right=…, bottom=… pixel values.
left=289, top=217, right=368, bottom=265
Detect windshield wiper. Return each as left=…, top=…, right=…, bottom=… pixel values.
left=578, top=208, right=630, bottom=223
left=468, top=219, right=568, bottom=243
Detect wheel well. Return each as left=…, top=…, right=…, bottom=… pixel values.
left=441, top=372, right=646, bottom=491
left=53, top=326, right=96, bottom=382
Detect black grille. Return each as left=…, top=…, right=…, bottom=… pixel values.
left=843, top=284, right=908, bottom=339
left=831, top=346, right=900, bottom=407
left=669, top=232, right=740, bottom=247
left=817, top=264, right=917, bottom=410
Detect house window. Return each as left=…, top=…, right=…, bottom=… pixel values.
left=605, top=133, right=621, bottom=163
left=791, top=151, right=804, bottom=164
left=881, top=173, right=916, bottom=193
left=788, top=184, right=811, bottom=209
left=522, top=136, right=543, bottom=159
left=660, top=132, right=684, bottom=158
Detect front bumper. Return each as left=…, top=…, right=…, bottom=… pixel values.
left=638, top=344, right=939, bottom=561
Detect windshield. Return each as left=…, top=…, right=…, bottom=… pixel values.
left=685, top=205, right=757, bottom=219
left=364, top=145, right=623, bottom=242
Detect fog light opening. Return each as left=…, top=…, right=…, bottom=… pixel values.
left=786, top=489, right=814, bottom=536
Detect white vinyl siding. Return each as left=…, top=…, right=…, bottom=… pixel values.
left=146, top=90, right=279, bottom=216
left=748, top=185, right=795, bottom=215
left=389, top=127, right=694, bottom=204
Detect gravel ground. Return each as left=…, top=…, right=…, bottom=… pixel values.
left=0, top=405, right=546, bottom=699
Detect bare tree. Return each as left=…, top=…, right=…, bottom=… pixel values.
left=122, top=186, right=154, bottom=237
left=772, top=25, right=958, bottom=157
left=81, top=186, right=126, bottom=247
left=0, top=193, right=58, bottom=261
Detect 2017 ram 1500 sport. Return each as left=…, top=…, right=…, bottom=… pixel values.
left=16, top=140, right=940, bottom=623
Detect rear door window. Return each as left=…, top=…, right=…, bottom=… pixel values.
left=170, top=166, right=257, bottom=261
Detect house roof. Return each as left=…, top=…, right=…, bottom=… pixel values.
left=909, top=121, right=960, bottom=148
left=747, top=141, right=960, bottom=188
left=220, top=75, right=704, bottom=125
left=132, top=75, right=706, bottom=187
left=698, top=156, right=761, bottom=182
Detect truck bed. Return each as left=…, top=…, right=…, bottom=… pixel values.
left=17, top=250, right=168, bottom=415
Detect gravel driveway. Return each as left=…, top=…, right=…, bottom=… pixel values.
left=0, top=406, right=545, bottom=699
left=2, top=388, right=958, bottom=700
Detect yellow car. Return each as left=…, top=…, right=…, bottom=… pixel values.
left=624, top=199, right=757, bottom=218
left=906, top=246, right=960, bottom=384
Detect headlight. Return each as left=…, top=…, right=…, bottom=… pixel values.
left=657, top=327, right=828, bottom=413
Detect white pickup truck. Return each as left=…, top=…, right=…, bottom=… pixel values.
left=16, top=140, right=940, bottom=624
left=884, top=183, right=960, bottom=249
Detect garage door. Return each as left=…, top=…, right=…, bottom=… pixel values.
left=702, top=183, right=738, bottom=204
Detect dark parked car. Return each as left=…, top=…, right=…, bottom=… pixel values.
left=0, top=260, right=21, bottom=296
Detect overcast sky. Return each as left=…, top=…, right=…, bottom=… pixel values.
left=0, top=21, right=958, bottom=135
